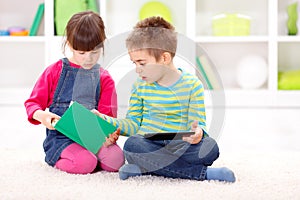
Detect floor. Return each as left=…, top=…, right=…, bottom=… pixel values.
left=1, top=88, right=299, bottom=154
left=2, top=88, right=299, bottom=200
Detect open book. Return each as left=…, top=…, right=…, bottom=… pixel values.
left=52, top=101, right=116, bottom=154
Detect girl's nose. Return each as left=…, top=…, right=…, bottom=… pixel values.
left=86, top=53, right=93, bottom=60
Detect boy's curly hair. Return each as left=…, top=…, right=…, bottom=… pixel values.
left=134, top=16, right=175, bottom=30
left=126, top=16, right=177, bottom=60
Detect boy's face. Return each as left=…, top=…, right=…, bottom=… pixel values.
left=129, top=49, right=166, bottom=84
left=71, top=48, right=101, bottom=69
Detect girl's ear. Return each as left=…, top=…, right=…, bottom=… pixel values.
left=162, top=52, right=172, bottom=64
left=67, top=41, right=73, bottom=51
left=64, top=41, right=75, bottom=58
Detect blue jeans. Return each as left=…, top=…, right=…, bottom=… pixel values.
left=123, top=135, right=220, bottom=180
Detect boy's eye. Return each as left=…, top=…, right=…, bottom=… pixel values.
left=132, top=61, right=146, bottom=67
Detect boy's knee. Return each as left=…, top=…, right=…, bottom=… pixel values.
left=198, top=137, right=220, bottom=163
left=123, top=135, right=141, bottom=152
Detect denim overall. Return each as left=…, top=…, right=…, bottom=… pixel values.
left=44, top=58, right=100, bottom=166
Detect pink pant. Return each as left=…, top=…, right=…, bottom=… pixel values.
left=55, top=143, right=125, bottom=174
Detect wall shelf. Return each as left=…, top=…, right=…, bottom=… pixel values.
left=0, top=36, right=45, bottom=43
left=0, top=0, right=299, bottom=107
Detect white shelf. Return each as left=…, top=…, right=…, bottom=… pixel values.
left=195, top=36, right=269, bottom=43
left=0, top=36, right=45, bottom=43
left=0, top=0, right=299, bottom=107
left=277, top=36, right=300, bottom=42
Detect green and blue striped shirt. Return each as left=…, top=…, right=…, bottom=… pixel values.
left=106, top=69, right=208, bottom=137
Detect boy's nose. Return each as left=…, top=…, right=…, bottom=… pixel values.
left=135, top=66, right=142, bottom=74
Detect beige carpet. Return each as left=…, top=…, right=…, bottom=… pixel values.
left=1, top=148, right=299, bottom=200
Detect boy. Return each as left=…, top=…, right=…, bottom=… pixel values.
left=94, top=16, right=235, bottom=182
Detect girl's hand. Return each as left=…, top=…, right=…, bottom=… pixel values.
left=182, top=121, right=203, bottom=144
left=103, top=128, right=121, bottom=147
left=33, top=110, right=61, bottom=130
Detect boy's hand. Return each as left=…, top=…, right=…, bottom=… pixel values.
left=182, top=121, right=203, bottom=144
left=91, top=109, right=117, bottom=147
left=91, top=109, right=106, bottom=119
left=33, top=110, right=60, bottom=130
left=103, top=128, right=121, bottom=147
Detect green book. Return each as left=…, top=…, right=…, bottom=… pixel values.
left=29, top=3, right=45, bottom=36
left=53, top=101, right=116, bottom=154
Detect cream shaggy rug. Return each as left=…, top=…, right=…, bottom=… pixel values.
left=1, top=148, right=299, bottom=200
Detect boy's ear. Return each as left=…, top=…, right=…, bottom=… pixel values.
left=162, top=52, right=172, bottom=64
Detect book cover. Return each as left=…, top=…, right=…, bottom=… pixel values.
left=53, top=101, right=116, bottom=154
left=29, top=3, right=45, bottom=36
left=196, top=56, right=213, bottom=90
left=196, top=56, right=221, bottom=90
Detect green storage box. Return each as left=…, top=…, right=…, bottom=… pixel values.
left=212, top=13, right=251, bottom=36
left=278, top=69, right=300, bottom=90
left=55, top=0, right=99, bottom=35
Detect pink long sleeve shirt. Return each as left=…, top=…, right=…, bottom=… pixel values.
left=24, top=59, right=117, bottom=125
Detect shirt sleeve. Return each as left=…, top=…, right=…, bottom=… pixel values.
left=187, top=79, right=208, bottom=137
left=103, top=80, right=142, bottom=137
left=98, top=68, right=118, bottom=118
left=24, top=61, right=62, bottom=125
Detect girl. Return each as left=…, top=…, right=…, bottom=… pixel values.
left=24, top=11, right=124, bottom=174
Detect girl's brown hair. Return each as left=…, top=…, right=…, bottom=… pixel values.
left=63, top=11, right=106, bottom=52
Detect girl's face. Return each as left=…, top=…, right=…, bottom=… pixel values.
left=70, top=48, right=101, bottom=69
left=129, top=49, right=166, bottom=84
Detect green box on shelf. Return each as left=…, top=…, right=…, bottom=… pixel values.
left=54, top=0, right=99, bottom=35
left=278, top=69, right=300, bottom=90
left=212, top=13, right=251, bottom=36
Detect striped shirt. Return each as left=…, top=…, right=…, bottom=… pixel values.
left=106, top=69, right=208, bottom=137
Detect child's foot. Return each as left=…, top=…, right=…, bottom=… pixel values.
left=119, top=164, right=142, bottom=180
left=206, top=167, right=236, bottom=182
